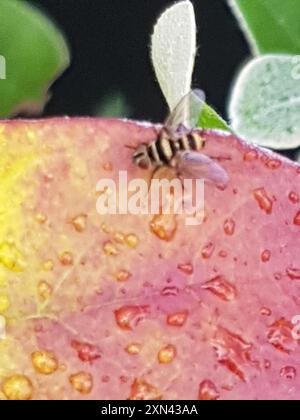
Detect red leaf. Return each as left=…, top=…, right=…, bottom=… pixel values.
left=1, top=119, right=300, bottom=400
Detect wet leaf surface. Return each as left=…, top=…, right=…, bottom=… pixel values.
left=0, top=118, right=300, bottom=400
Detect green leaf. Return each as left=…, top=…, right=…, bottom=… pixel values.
left=0, top=0, right=70, bottom=117
left=229, top=55, right=300, bottom=150
left=199, top=104, right=231, bottom=132
left=229, top=0, right=300, bottom=55
left=94, top=92, right=131, bottom=118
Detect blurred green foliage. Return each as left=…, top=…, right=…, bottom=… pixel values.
left=0, top=0, right=70, bottom=118
left=231, top=0, right=300, bottom=55
left=94, top=92, right=131, bottom=118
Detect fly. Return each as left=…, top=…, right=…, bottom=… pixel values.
left=131, top=89, right=229, bottom=187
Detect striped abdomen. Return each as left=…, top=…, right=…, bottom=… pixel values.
left=147, top=131, right=205, bottom=167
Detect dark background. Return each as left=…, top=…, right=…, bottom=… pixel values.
left=31, top=0, right=250, bottom=122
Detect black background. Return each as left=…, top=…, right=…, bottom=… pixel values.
left=31, top=0, right=250, bottom=122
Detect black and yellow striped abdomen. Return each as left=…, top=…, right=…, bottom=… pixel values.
left=147, top=131, right=205, bottom=167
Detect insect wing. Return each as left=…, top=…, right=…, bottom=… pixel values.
left=165, top=89, right=206, bottom=132
left=176, top=150, right=229, bottom=188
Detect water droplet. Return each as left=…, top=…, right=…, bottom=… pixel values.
left=224, top=218, right=236, bottom=236
left=265, top=159, right=281, bottom=170
left=116, top=270, right=132, bottom=282
left=289, top=192, right=299, bottom=204
left=72, top=214, right=87, bottom=233
left=150, top=214, right=177, bottom=241
left=129, top=378, right=162, bottom=400
left=264, top=360, right=271, bottom=370
left=125, top=234, right=139, bottom=249
left=103, top=241, right=119, bottom=256
left=177, top=263, right=194, bottom=275
left=158, top=344, right=177, bottom=364
left=293, top=211, right=300, bottom=226
left=31, top=350, right=59, bottom=375
left=161, top=286, right=180, bottom=297
left=101, top=223, right=112, bottom=234
left=167, top=310, right=188, bottom=327
left=261, top=250, right=271, bottom=263
left=119, top=375, right=128, bottom=384
left=198, top=380, right=220, bottom=401
left=114, top=305, right=150, bottom=331
left=267, top=319, right=296, bottom=354
left=125, top=343, right=141, bottom=355
left=274, top=272, right=282, bottom=281
left=280, top=366, right=297, bottom=380
left=69, top=372, right=93, bottom=394
left=212, top=327, right=256, bottom=382
left=2, top=375, right=33, bottom=400
left=114, top=232, right=125, bottom=244
left=202, top=276, right=237, bottom=302
left=71, top=340, right=101, bottom=362
left=286, top=267, right=300, bottom=280
left=43, top=260, right=54, bottom=272
left=35, top=213, right=47, bottom=224
left=253, top=188, right=273, bottom=215
left=201, top=242, right=215, bottom=259
left=260, top=307, right=272, bottom=316
left=103, top=162, right=113, bottom=172
left=37, top=281, right=53, bottom=301
left=59, top=251, right=74, bottom=266
left=244, top=150, right=258, bottom=162
left=218, top=250, right=228, bottom=258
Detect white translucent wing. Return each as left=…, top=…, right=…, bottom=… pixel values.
left=151, top=1, right=196, bottom=112
left=165, top=89, right=206, bottom=131
left=177, top=151, right=229, bottom=187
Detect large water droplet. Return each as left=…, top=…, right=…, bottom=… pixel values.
left=288, top=192, right=299, bottom=204
left=267, top=319, right=296, bottom=354
left=2, top=375, right=33, bottom=400
left=129, top=378, right=162, bottom=400
left=71, top=340, right=101, bottom=362
left=114, top=305, right=150, bottom=331
left=253, top=188, right=273, bottom=215
left=198, top=380, right=220, bottom=401
left=59, top=251, right=74, bottom=266
left=177, top=263, right=194, bottom=275
left=201, top=242, right=215, bottom=259
left=103, top=241, right=119, bottom=256
left=125, top=343, right=142, bottom=355
left=202, top=276, right=237, bottom=302
left=31, top=350, right=59, bottom=375
left=286, top=267, right=300, bottom=280
left=293, top=211, right=300, bottom=226
left=224, top=219, right=236, bottom=236
left=116, top=270, right=132, bottom=282
left=150, top=214, right=177, bottom=241
left=72, top=214, right=87, bottom=233
left=280, top=366, right=297, bottom=380
left=157, top=344, right=177, bottom=364
left=166, top=310, right=189, bottom=327
left=125, top=234, right=139, bottom=249
left=69, top=372, right=93, bottom=394
left=261, top=250, right=271, bottom=263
